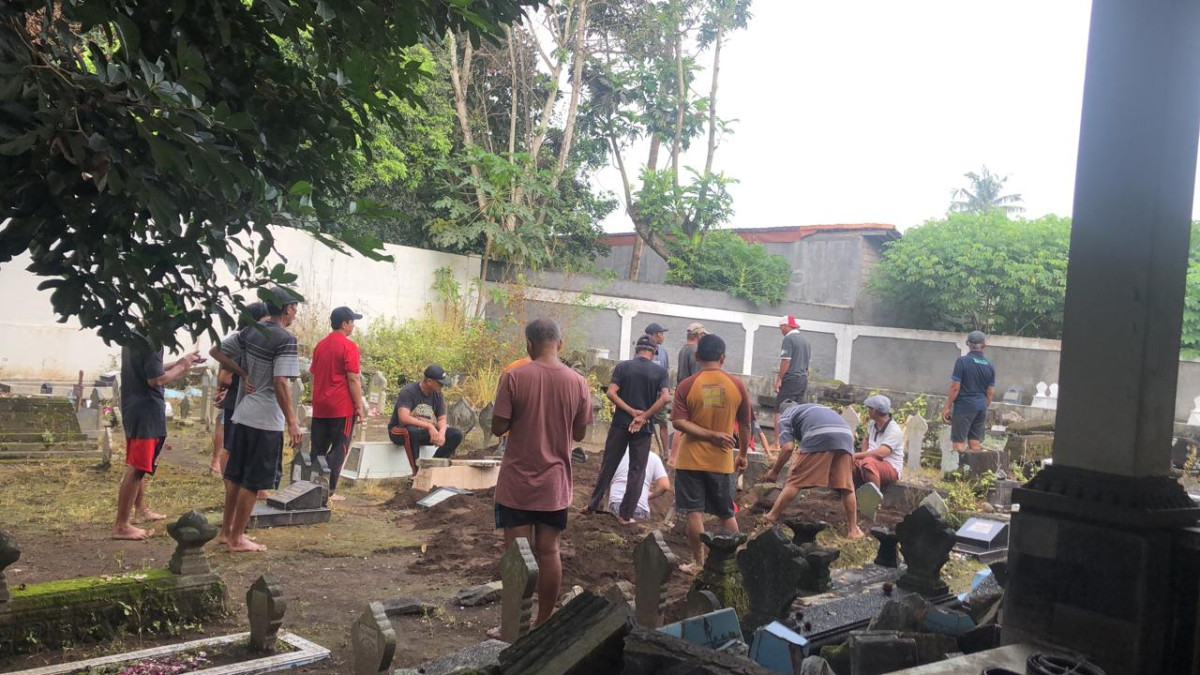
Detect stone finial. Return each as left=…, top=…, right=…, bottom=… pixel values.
left=783, top=520, right=828, bottom=547
left=0, top=531, right=20, bottom=603
left=247, top=575, right=286, bottom=651
left=634, top=530, right=677, bottom=628
left=871, top=526, right=901, bottom=568
left=352, top=601, right=396, bottom=675
left=167, top=510, right=218, bottom=575
left=798, top=546, right=841, bottom=593
left=500, top=537, right=539, bottom=642
left=896, top=504, right=956, bottom=597
left=688, top=531, right=749, bottom=619
left=737, top=528, right=807, bottom=633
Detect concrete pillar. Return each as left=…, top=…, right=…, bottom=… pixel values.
left=1051, top=0, right=1200, bottom=477
left=741, top=322, right=757, bottom=376
left=833, top=327, right=855, bottom=383
left=1005, top=2, right=1200, bottom=672
left=618, top=308, right=638, bottom=361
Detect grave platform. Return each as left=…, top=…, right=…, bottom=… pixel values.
left=796, top=579, right=954, bottom=651
left=247, top=480, right=331, bottom=529
left=412, top=460, right=501, bottom=492
left=340, top=441, right=413, bottom=483
left=0, top=396, right=96, bottom=458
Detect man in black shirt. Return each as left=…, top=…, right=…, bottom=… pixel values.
left=114, top=337, right=200, bottom=540
left=585, top=335, right=671, bottom=524
left=388, top=364, right=463, bottom=462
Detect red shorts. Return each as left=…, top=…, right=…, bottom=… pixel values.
left=125, top=437, right=166, bottom=475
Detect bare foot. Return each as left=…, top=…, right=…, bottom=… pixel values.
left=209, top=463, right=222, bottom=475
left=329, top=493, right=346, bottom=502
left=678, top=563, right=701, bottom=575
left=486, top=626, right=503, bottom=640
left=763, top=512, right=779, bottom=525
left=256, top=491, right=271, bottom=501
left=846, top=526, right=865, bottom=540
left=133, top=511, right=166, bottom=523
left=617, top=517, right=637, bottom=526
left=112, top=525, right=153, bottom=540
left=226, top=537, right=267, bottom=553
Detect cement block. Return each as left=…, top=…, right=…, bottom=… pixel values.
left=413, top=464, right=500, bottom=492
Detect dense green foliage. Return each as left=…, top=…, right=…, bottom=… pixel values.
left=871, top=212, right=1071, bottom=338
left=0, top=0, right=537, bottom=348
left=666, top=230, right=791, bottom=304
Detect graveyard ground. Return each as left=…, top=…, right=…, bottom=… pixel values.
left=0, top=420, right=984, bottom=673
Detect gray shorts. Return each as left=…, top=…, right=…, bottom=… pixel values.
left=609, top=502, right=651, bottom=520
left=951, top=409, right=987, bottom=443
left=675, top=469, right=735, bottom=519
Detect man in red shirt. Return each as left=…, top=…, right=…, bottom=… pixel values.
left=492, top=318, right=592, bottom=629
left=309, top=306, right=365, bottom=501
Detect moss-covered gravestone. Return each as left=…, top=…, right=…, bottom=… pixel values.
left=0, top=396, right=92, bottom=456
left=686, top=531, right=749, bottom=621
left=247, top=575, right=286, bottom=651
left=737, top=528, right=805, bottom=634
left=896, top=504, right=955, bottom=597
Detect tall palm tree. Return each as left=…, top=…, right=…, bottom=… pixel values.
left=950, top=166, right=1025, bottom=215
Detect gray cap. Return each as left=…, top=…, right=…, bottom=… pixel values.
left=864, top=394, right=892, bottom=415
left=967, top=330, right=987, bottom=346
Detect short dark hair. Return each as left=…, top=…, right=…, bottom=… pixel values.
left=525, top=317, right=561, bottom=344
left=696, top=333, right=726, bottom=362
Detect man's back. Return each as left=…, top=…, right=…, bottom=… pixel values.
left=120, top=344, right=166, bottom=438
left=494, top=361, right=592, bottom=511
left=609, top=356, right=668, bottom=432
left=221, top=320, right=300, bottom=431
left=952, top=351, right=996, bottom=411
left=781, top=330, right=811, bottom=376
left=672, top=369, right=751, bottom=474
left=310, top=331, right=359, bottom=418
left=676, top=343, right=698, bottom=384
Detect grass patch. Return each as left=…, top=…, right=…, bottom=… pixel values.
left=820, top=530, right=879, bottom=569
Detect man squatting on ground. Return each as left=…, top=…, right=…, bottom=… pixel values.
left=309, top=306, right=366, bottom=501
left=210, top=287, right=303, bottom=553
left=492, top=318, right=592, bottom=629
left=209, top=302, right=268, bottom=476
left=763, top=401, right=863, bottom=539
left=671, top=333, right=752, bottom=573
left=585, top=334, right=670, bottom=525
left=942, top=331, right=996, bottom=451
left=853, top=394, right=905, bottom=489
left=114, top=336, right=201, bottom=540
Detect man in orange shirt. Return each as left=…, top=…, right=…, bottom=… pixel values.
left=670, top=334, right=752, bottom=573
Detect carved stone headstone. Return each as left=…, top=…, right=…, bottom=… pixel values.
left=871, top=526, right=901, bottom=567
left=797, top=545, right=840, bottom=594
left=634, top=530, right=676, bottom=627
left=353, top=601, right=396, bottom=675
left=737, top=528, right=806, bottom=633
left=478, top=401, right=495, bottom=446
left=448, top=398, right=477, bottom=438
left=688, top=531, right=749, bottom=620
left=247, top=575, right=286, bottom=651
left=856, top=482, right=884, bottom=521
left=0, top=531, right=20, bottom=603
left=500, top=537, right=539, bottom=642
left=368, top=371, right=388, bottom=414
left=904, top=414, right=928, bottom=474
left=784, top=520, right=828, bottom=547
left=167, top=510, right=218, bottom=575
left=896, top=504, right=956, bottom=597
left=841, top=405, right=860, bottom=433
left=267, top=480, right=327, bottom=510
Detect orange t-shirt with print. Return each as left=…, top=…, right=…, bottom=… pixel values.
left=671, top=369, right=752, bottom=473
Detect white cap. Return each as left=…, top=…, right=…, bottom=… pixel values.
left=778, top=315, right=799, bottom=329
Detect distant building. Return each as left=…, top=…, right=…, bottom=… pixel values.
left=595, top=224, right=901, bottom=325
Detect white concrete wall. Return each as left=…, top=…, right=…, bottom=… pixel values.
left=0, top=227, right=481, bottom=381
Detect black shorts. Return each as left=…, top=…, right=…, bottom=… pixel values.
left=776, top=374, right=807, bottom=409
left=494, top=502, right=568, bottom=531
left=675, top=469, right=736, bottom=519
left=221, top=408, right=237, bottom=451
left=224, top=424, right=284, bottom=492
left=951, top=408, right=987, bottom=443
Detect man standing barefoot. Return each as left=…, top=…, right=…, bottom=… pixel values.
left=210, top=288, right=303, bottom=553
left=671, top=334, right=752, bottom=573
left=492, top=318, right=592, bottom=629
left=114, top=337, right=200, bottom=540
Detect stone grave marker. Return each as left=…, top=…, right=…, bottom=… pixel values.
left=1031, top=381, right=1059, bottom=410
left=603, top=580, right=636, bottom=609
left=784, top=520, right=828, bottom=547
left=797, top=545, right=840, bottom=594
left=166, top=510, right=218, bottom=575
left=687, top=530, right=749, bottom=620
left=455, top=580, right=502, bottom=607
left=870, top=526, right=901, bottom=567
left=856, top=482, right=884, bottom=521
left=247, top=575, right=286, bottom=651
left=500, top=537, right=539, bottom=642
left=368, top=371, right=388, bottom=415
left=743, top=450, right=769, bottom=487
left=684, top=589, right=722, bottom=617
left=896, top=503, right=956, bottom=597
left=904, top=414, right=928, bottom=474
left=919, top=492, right=950, bottom=520
left=938, top=426, right=958, bottom=474
left=249, top=480, right=332, bottom=529
left=989, top=478, right=1020, bottom=509
left=179, top=395, right=191, bottom=420
left=737, top=528, right=807, bottom=633
left=1189, top=396, right=1200, bottom=426
left=841, top=405, right=860, bottom=433
left=447, top=398, right=477, bottom=438
left=268, top=480, right=327, bottom=510
left=953, top=517, right=1010, bottom=556
left=1001, top=386, right=1022, bottom=404
left=477, top=401, right=495, bottom=447
left=200, top=371, right=214, bottom=427
left=0, top=530, right=19, bottom=603
left=353, top=601, right=396, bottom=675
left=634, top=530, right=676, bottom=627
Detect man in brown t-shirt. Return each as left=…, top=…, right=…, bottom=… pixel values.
left=492, top=318, right=592, bottom=628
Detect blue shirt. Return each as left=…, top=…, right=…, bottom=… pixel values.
left=652, top=344, right=669, bottom=373
left=951, top=350, right=996, bottom=413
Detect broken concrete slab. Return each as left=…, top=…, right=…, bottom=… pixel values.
left=412, top=464, right=500, bottom=492
left=455, top=581, right=502, bottom=607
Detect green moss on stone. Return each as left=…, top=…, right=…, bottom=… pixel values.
left=13, top=569, right=175, bottom=599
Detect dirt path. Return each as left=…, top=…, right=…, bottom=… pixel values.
left=0, top=420, right=931, bottom=673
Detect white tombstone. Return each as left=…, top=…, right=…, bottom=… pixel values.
left=904, top=414, right=928, bottom=475
left=1031, top=381, right=1055, bottom=409
left=1188, top=396, right=1200, bottom=427
left=1048, top=383, right=1059, bottom=410
left=938, top=425, right=959, bottom=474
left=340, top=441, right=415, bottom=482
left=841, top=405, right=861, bottom=432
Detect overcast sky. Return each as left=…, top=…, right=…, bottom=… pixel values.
left=594, top=1, right=1105, bottom=233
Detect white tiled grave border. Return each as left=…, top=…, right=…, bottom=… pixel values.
left=11, top=631, right=330, bottom=675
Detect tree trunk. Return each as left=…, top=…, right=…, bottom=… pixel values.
left=647, top=135, right=661, bottom=172
left=671, top=5, right=685, bottom=188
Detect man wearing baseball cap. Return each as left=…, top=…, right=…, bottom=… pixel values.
left=774, top=315, right=811, bottom=442
left=853, top=395, right=904, bottom=489
left=941, top=331, right=996, bottom=451
left=309, top=306, right=366, bottom=501
left=388, top=364, right=463, bottom=463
